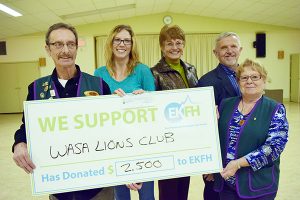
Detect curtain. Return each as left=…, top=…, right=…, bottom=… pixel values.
left=136, top=34, right=161, bottom=68
left=95, top=33, right=219, bottom=77
left=183, top=34, right=219, bottom=77
left=95, top=36, right=107, bottom=69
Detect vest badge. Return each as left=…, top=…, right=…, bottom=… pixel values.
left=40, top=92, right=45, bottom=99
left=84, top=91, right=99, bottom=96
left=42, top=81, right=49, bottom=92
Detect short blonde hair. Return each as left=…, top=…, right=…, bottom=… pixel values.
left=236, top=58, right=268, bottom=81
left=104, top=24, right=139, bottom=76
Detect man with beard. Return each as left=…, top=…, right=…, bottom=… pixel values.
left=12, top=23, right=111, bottom=200
left=197, top=32, right=243, bottom=200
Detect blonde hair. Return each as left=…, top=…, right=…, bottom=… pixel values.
left=237, top=58, right=268, bottom=81
left=104, top=24, right=139, bottom=76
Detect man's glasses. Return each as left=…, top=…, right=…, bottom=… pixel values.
left=113, top=38, right=132, bottom=45
left=239, top=75, right=262, bottom=82
left=49, top=42, right=77, bottom=50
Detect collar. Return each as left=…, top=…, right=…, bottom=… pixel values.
left=51, top=64, right=81, bottom=86
left=155, top=57, right=190, bottom=73
left=220, top=64, right=236, bottom=76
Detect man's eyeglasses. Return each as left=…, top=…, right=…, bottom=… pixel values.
left=113, top=38, right=132, bottom=45
left=49, top=42, right=77, bottom=50
left=165, top=41, right=184, bottom=48
left=239, top=75, right=262, bottom=82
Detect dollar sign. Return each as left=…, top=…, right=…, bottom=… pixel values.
left=107, top=165, right=114, bottom=175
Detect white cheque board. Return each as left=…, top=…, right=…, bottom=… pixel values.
left=24, top=87, right=222, bottom=195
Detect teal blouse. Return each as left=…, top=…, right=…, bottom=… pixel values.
left=94, top=63, right=155, bottom=93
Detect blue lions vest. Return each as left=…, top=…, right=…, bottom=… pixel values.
left=33, top=72, right=103, bottom=100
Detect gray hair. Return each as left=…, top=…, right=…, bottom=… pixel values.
left=45, top=22, right=78, bottom=46
left=215, top=32, right=241, bottom=48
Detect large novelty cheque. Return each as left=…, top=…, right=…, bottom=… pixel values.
left=24, top=87, right=222, bottom=195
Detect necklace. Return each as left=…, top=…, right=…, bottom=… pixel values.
left=239, top=116, right=245, bottom=126
left=241, top=98, right=258, bottom=115
left=241, top=99, right=244, bottom=114
left=238, top=97, right=260, bottom=126
left=239, top=99, right=246, bottom=126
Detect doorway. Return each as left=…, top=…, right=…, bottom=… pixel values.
left=0, top=61, right=40, bottom=113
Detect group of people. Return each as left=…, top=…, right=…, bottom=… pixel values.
left=12, top=22, right=288, bottom=200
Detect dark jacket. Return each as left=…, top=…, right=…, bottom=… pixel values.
left=151, top=57, right=198, bottom=90
left=197, top=64, right=239, bottom=106
left=150, top=57, right=198, bottom=200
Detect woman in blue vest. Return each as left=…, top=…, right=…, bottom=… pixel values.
left=94, top=24, right=155, bottom=200
left=215, top=58, right=288, bottom=200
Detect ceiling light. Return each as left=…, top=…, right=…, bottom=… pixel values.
left=0, top=3, right=22, bottom=17
left=61, top=4, right=135, bottom=20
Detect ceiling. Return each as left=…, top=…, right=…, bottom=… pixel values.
left=0, top=0, right=300, bottom=39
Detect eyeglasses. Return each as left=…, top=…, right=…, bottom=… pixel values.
left=239, top=75, right=262, bottom=82
left=49, top=42, right=77, bottom=50
left=165, top=41, right=184, bottom=48
left=113, top=38, right=132, bottom=45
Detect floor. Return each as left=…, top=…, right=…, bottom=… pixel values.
left=0, top=101, right=299, bottom=200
